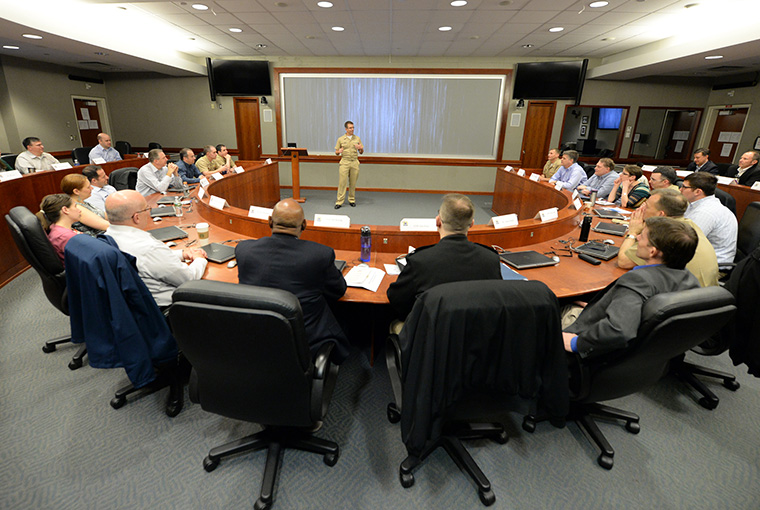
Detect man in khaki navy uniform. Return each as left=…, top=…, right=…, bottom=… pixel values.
left=334, top=121, right=363, bottom=209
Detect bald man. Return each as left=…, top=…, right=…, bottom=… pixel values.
left=235, top=198, right=350, bottom=362
left=105, top=190, right=207, bottom=308
left=89, top=133, right=122, bottom=163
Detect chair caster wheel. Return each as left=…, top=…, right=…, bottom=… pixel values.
left=387, top=403, right=401, bottom=424
left=203, top=456, right=219, bottom=472
left=254, top=496, right=272, bottom=510
left=479, top=489, right=496, bottom=506
left=598, top=454, right=614, bottom=470
left=698, top=397, right=718, bottom=410
left=400, top=471, right=415, bottom=488
left=42, top=344, right=56, bottom=353
left=110, top=396, right=126, bottom=409
left=68, top=358, right=83, bottom=370
left=494, top=430, right=508, bottom=444
left=724, top=379, right=740, bottom=391
left=323, top=452, right=339, bottom=467
left=522, top=416, right=536, bottom=433
left=625, top=421, right=640, bottom=434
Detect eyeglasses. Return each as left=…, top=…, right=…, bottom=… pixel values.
left=133, top=206, right=151, bottom=218
left=680, top=185, right=693, bottom=190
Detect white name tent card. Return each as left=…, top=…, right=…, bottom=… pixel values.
left=314, top=214, right=351, bottom=229
left=752, top=181, right=760, bottom=191
left=199, top=177, right=210, bottom=188
left=248, top=205, right=273, bottom=220
left=716, top=175, right=734, bottom=185
left=52, top=163, right=72, bottom=171
left=516, top=168, right=526, bottom=177
left=0, top=170, right=23, bottom=182
left=641, top=165, right=657, bottom=172
left=399, top=218, right=437, bottom=232
left=344, top=265, right=385, bottom=293
left=537, top=207, right=559, bottom=223
left=503, top=165, right=513, bottom=172
left=554, top=181, right=564, bottom=191
left=675, top=170, right=691, bottom=178
left=234, top=166, right=245, bottom=174
left=572, top=189, right=579, bottom=200
left=211, top=172, right=224, bottom=181
left=197, top=186, right=206, bottom=200
left=529, top=173, right=541, bottom=182
left=573, top=198, right=584, bottom=210
left=488, top=214, right=519, bottom=229
left=265, top=158, right=273, bottom=164
left=208, top=195, right=228, bottom=211
left=92, top=157, right=107, bottom=165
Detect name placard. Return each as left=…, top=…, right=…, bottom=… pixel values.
left=503, top=165, right=513, bottom=172
left=573, top=198, right=584, bottom=210
left=400, top=218, right=437, bottom=232
left=92, top=157, right=107, bottom=165
left=211, top=172, right=224, bottom=181
left=199, top=177, right=210, bottom=188
left=516, top=168, right=526, bottom=177
left=537, top=207, right=559, bottom=223
left=0, top=170, right=23, bottom=182
left=572, top=189, right=579, bottom=200
left=248, top=205, right=273, bottom=220
left=752, top=181, right=760, bottom=190
left=314, top=214, right=351, bottom=228
left=676, top=170, right=691, bottom=177
left=208, top=195, right=228, bottom=210
left=716, top=175, right=734, bottom=185
left=554, top=181, right=564, bottom=191
left=234, top=166, right=245, bottom=174
left=197, top=186, right=206, bottom=200
left=52, top=163, right=72, bottom=171
left=641, top=164, right=657, bottom=172
left=265, top=158, right=273, bottom=164
left=488, top=214, right=519, bottom=229
left=529, top=173, right=541, bottom=182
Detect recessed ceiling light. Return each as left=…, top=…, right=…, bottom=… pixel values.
left=275, top=2, right=288, bottom=7
left=704, top=55, right=723, bottom=60
left=305, top=35, right=316, bottom=40
left=317, top=1, right=333, bottom=7
left=684, top=3, right=700, bottom=8
left=229, top=28, right=243, bottom=33
left=439, top=26, right=453, bottom=32
left=192, top=4, right=209, bottom=10
left=522, top=44, right=534, bottom=48
left=589, top=1, right=608, bottom=7
left=22, top=34, right=43, bottom=39
left=256, top=43, right=268, bottom=49
left=117, top=6, right=127, bottom=10
left=451, top=1, right=468, bottom=6
left=601, top=37, right=616, bottom=41
left=3, top=45, right=20, bottom=50
left=499, top=0, right=513, bottom=5
left=549, top=27, right=564, bottom=33
left=331, top=26, right=345, bottom=31
left=469, top=35, right=480, bottom=40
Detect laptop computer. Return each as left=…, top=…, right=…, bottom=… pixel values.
left=150, top=206, right=176, bottom=218
left=592, top=221, right=628, bottom=237
left=157, top=195, right=180, bottom=205
left=200, top=243, right=236, bottom=264
left=334, top=259, right=347, bottom=272
left=574, top=241, right=619, bottom=261
left=148, top=225, right=188, bottom=243
left=594, top=208, right=625, bottom=220
left=499, top=250, right=558, bottom=270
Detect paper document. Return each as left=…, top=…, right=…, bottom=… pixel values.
left=384, top=264, right=401, bottom=275
left=344, top=265, right=385, bottom=292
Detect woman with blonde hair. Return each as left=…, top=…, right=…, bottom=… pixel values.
left=36, top=194, right=82, bottom=264
left=60, top=173, right=109, bottom=235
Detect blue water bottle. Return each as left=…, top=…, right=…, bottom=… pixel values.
left=360, top=226, right=371, bottom=262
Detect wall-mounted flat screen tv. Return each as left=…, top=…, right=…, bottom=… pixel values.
left=207, top=58, right=271, bottom=100
left=512, top=60, right=588, bottom=103
left=598, top=108, right=624, bottom=129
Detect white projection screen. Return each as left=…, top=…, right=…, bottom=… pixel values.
left=279, top=72, right=507, bottom=159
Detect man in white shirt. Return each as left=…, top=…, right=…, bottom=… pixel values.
left=82, top=165, right=117, bottom=213
left=105, top=190, right=207, bottom=307
left=15, top=137, right=60, bottom=174
left=136, top=149, right=182, bottom=196
left=88, top=133, right=122, bottom=163
left=681, top=171, right=738, bottom=266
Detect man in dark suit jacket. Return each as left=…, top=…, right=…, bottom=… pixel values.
left=387, top=194, right=502, bottom=323
left=725, top=150, right=760, bottom=187
left=235, top=198, right=350, bottom=362
left=685, top=148, right=719, bottom=175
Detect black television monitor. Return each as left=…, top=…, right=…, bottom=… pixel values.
left=512, top=60, right=588, bottom=103
left=207, top=58, right=271, bottom=100
left=598, top=108, right=624, bottom=129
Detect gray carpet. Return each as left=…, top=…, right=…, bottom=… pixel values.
left=2, top=269, right=759, bottom=509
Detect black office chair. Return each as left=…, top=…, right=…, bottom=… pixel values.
left=715, top=162, right=732, bottom=176
left=64, top=234, right=182, bottom=416
left=725, top=245, right=760, bottom=376
left=71, top=147, right=92, bottom=166
left=108, top=167, right=139, bottom=190
left=1, top=153, right=17, bottom=170
left=581, top=162, right=595, bottom=178
left=735, top=201, right=760, bottom=261
left=714, top=188, right=737, bottom=215
left=169, top=280, right=340, bottom=510
left=386, top=280, right=569, bottom=507
left=527, top=286, right=735, bottom=470
left=148, top=142, right=162, bottom=151
left=114, top=141, right=131, bottom=158
left=5, top=206, right=87, bottom=369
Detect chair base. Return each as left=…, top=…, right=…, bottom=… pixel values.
left=41, top=335, right=73, bottom=353
left=672, top=360, right=740, bottom=410
left=202, top=427, right=339, bottom=510
left=68, top=345, right=88, bottom=370
left=42, top=337, right=89, bottom=371
left=572, top=402, right=640, bottom=470
left=398, top=422, right=507, bottom=507
left=109, top=366, right=183, bottom=417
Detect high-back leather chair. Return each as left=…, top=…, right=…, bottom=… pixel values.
left=5, top=206, right=87, bottom=369
left=114, top=141, right=131, bottom=158
left=108, top=167, right=139, bottom=190
left=71, top=147, right=92, bottom=166
left=386, top=280, right=569, bottom=507
left=169, top=280, right=340, bottom=510
left=527, top=286, right=735, bottom=470
left=1, top=153, right=17, bottom=170
left=735, top=201, right=760, bottom=262
left=64, top=234, right=182, bottom=416
left=147, top=142, right=162, bottom=151
left=714, top=188, right=737, bottom=215
left=725, top=245, right=760, bottom=376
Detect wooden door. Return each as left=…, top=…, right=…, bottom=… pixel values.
left=707, top=107, right=748, bottom=163
left=662, top=110, right=701, bottom=160
left=234, top=97, right=262, bottom=161
left=520, top=101, right=556, bottom=168
left=73, top=99, right=102, bottom=147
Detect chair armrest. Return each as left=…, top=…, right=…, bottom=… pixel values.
left=313, top=342, right=335, bottom=380
left=385, top=334, right=403, bottom=410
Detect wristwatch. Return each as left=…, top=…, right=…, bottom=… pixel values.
left=626, top=234, right=637, bottom=240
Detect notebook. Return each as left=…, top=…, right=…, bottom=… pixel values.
left=499, top=250, right=558, bottom=269
left=200, top=243, right=236, bottom=263
left=574, top=241, right=619, bottom=261
left=592, top=221, right=628, bottom=236
left=150, top=206, right=176, bottom=217
left=148, top=225, right=188, bottom=242
left=594, top=208, right=625, bottom=220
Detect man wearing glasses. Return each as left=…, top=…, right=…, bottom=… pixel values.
left=681, top=171, right=737, bottom=266
left=104, top=190, right=207, bottom=308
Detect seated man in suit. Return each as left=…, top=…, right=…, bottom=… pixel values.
left=685, top=148, right=719, bottom=175
left=105, top=190, right=207, bottom=308
left=549, top=150, right=587, bottom=190
left=387, top=193, right=502, bottom=327
left=235, top=198, right=351, bottom=363
left=682, top=171, right=737, bottom=266
left=563, top=217, right=700, bottom=358
left=617, top=189, right=719, bottom=287
left=649, top=166, right=680, bottom=191
left=176, top=148, right=202, bottom=184
left=726, top=150, right=760, bottom=187
left=136, top=149, right=183, bottom=196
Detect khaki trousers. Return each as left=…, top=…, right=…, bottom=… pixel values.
left=336, top=160, right=359, bottom=205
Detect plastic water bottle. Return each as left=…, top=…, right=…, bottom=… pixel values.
left=173, top=196, right=183, bottom=217
left=360, top=226, right=371, bottom=262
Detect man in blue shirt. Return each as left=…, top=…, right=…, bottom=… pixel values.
left=176, top=148, right=202, bottom=184
left=549, top=150, right=587, bottom=191
left=88, top=133, right=122, bottom=163
left=577, top=158, right=618, bottom=198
